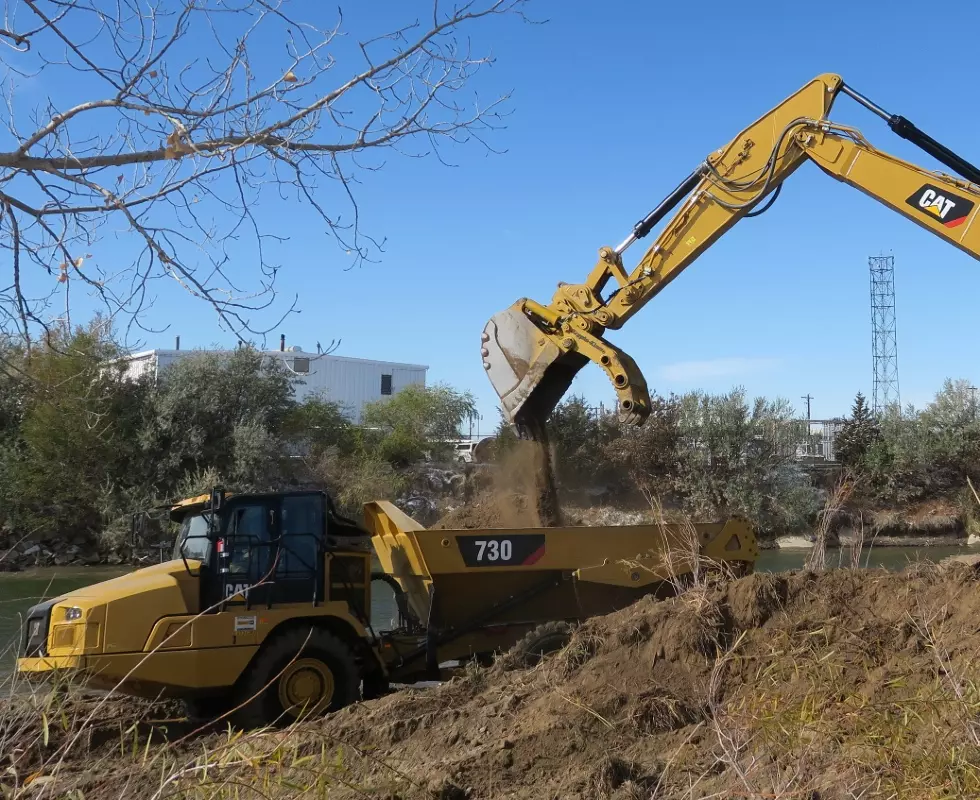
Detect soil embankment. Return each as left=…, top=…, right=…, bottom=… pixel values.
left=311, top=564, right=980, bottom=798
left=27, top=563, right=980, bottom=799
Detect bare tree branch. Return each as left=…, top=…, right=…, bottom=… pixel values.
left=0, top=0, right=528, bottom=345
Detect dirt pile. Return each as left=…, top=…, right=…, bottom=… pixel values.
left=308, top=564, right=980, bottom=798
left=433, top=439, right=561, bottom=529
left=22, top=564, right=980, bottom=799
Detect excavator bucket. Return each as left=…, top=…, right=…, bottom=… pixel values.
left=482, top=301, right=652, bottom=429
left=481, top=302, right=587, bottom=428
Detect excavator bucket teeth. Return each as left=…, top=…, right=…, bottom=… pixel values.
left=481, top=304, right=587, bottom=428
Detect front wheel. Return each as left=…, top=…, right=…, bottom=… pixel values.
left=183, top=694, right=230, bottom=724
left=230, top=627, right=360, bottom=729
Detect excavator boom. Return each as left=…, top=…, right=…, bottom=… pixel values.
left=483, top=74, right=980, bottom=431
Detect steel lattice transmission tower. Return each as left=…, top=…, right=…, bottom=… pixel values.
left=869, top=255, right=900, bottom=415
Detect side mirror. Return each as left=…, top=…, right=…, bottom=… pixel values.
left=208, top=486, right=224, bottom=537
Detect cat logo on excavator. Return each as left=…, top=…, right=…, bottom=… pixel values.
left=906, top=184, right=974, bottom=228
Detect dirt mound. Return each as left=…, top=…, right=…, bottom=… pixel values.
left=433, top=439, right=560, bottom=529
left=28, top=564, right=980, bottom=799
left=311, top=564, right=980, bottom=798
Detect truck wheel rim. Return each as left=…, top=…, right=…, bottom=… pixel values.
left=279, top=658, right=334, bottom=718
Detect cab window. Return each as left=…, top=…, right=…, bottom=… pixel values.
left=278, top=494, right=322, bottom=577
left=174, top=513, right=210, bottom=562
left=225, top=503, right=272, bottom=577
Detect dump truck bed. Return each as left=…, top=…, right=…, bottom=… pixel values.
left=363, top=502, right=758, bottom=679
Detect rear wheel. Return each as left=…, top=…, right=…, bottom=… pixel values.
left=230, top=627, right=360, bottom=729
left=510, top=621, right=576, bottom=668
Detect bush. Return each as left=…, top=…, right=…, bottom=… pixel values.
left=314, top=452, right=406, bottom=517
left=669, top=389, right=820, bottom=536
left=139, top=346, right=296, bottom=493
left=542, top=389, right=821, bottom=537
left=853, top=379, right=980, bottom=505
left=361, top=383, right=476, bottom=465
left=604, top=393, right=681, bottom=494
left=0, top=321, right=148, bottom=541
left=283, top=393, right=356, bottom=460
left=546, top=395, right=621, bottom=491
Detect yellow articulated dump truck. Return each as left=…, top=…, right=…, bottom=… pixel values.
left=17, top=488, right=757, bottom=728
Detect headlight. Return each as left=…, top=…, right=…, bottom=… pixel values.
left=28, top=619, right=41, bottom=639
left=63, top=607, right=83, bottom=622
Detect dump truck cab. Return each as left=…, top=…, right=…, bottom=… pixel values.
left=169, top=488, right=370, bottom=611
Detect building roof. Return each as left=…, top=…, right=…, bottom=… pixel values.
left=119, top=348, right=429, bottom=371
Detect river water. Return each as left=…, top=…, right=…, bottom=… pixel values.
left=1, top=543, right=976, bottom=669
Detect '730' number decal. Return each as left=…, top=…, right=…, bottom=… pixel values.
left=456, top=534, right=546, bottom=567
left=475, top=539, right=512, bottom=561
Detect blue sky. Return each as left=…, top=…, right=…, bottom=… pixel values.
left=23, top=1, right=980, bottom=430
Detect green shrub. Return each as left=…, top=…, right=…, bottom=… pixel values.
left=361, top=383, right=475, bottom=465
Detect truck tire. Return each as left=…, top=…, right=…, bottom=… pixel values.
left=230, top=627, right=360, bottom=729
left=183, top=695, right=230, bottom=724
left=510, top=621, right=576, bottom=668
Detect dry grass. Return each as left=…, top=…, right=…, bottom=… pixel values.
left=0, top=578, right=407, bottom=800
left=842, top=511, right=870, bottom=570
left=639, top=490, right=743, bottom=601
left=0, top=672, right=415, bottom=800
left=709, top=630, right=980, bottom=797
left=674, top=564, right=980, bottom=799
left=806, top=472, right=854, bottom=572
left=871, top=505, right=961, bottom=534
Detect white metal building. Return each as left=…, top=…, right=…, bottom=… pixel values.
left=118, top=345, right=428, bottom=423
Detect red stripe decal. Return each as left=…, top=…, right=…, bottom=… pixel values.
left=522, top=544, right=546, bottom=565
left=945, top=217, right=967, bottom=228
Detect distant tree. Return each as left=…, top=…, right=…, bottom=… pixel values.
left=922, top=378, right=977, bottom=429
left=0, top=320, right=148, bottom=540
left=475, top=408, right=520, bottom=464
left=914, top=379, right=980, bottom=495
left=139, top=347, right=296, bottom=493
left=545, top=395, right=621, bottom=490
left=672, top=388, right=819, bottom=535
left=605, top=393, right=681, bottom=493
left=284, top=394, right=357, bottom=461
left=361, top=383, right=476, bottom=465
left=834, top=392, right=881, bottom=468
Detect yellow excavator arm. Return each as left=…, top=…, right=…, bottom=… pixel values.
left=482, top=73, right=980, bottom=432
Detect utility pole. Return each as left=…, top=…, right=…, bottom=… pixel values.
left=970, top=386, right=977, bottom=421
left=801, top=394, right=813, bottom=422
